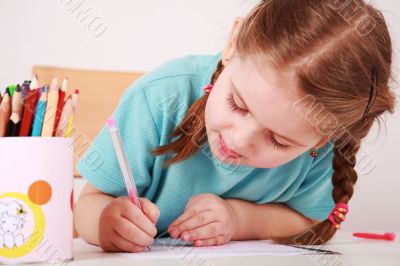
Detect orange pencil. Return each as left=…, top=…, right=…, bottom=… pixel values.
left=0, top=89, right=12, bottom=137
left=41, top=78, right=59, bottom=137
left=52, top=77, right=67, bottom=136
left=20, top=75, right=40, bottom=136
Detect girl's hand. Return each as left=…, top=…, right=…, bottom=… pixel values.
left=99, top=197, right=160, bottom=253
left=167, top=193, right=237, bottom=247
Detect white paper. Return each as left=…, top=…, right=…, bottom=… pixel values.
left=118, top=237, right=335, bottom=260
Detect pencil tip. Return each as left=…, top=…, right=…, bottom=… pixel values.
left=50, top=78, right=58, bottom=91
left=15, top=84, right=22, bottom=92
left=61, top=77, right=68, bottom=91
left=31, top=75, right=39, bottom=89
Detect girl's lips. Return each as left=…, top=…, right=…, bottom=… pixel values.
left=218, top=134, right=241, bottom=158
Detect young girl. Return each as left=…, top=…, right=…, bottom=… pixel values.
left=74, top=0, right=396, bottom=252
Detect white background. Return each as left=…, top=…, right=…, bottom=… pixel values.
left=0, top=0, right=399, bottom=232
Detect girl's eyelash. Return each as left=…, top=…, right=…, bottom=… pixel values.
left=227, top=93, right=289, bottom=151
left=227, top=94, right=248, bottom=115
left=268, top=134, right=290, bottom=151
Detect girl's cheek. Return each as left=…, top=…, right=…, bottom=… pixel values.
left=205, top=95, right=230, bottom=129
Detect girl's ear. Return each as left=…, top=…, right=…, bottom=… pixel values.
left=222, top=17, right=244, bottom=65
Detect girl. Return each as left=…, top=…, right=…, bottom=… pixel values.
left=74, top=0, right=396, bottom=252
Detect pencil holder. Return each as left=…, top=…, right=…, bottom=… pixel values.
left=0, top=137, right=73, bottom=264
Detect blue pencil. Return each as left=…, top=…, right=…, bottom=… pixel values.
left=31, top=86, right=47, bottom=136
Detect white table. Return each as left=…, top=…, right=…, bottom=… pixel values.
left=35, top=232, right=400, bottom=266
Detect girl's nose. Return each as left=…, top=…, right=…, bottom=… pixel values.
left=229, top=120, right=261, bottom=150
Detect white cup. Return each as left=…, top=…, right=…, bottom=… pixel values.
left=0, top=137, right=73, bottom=264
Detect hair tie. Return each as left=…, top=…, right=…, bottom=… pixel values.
left=328, top=203, right=348, bottom=229
left=203, top=84, right=213, bottom=94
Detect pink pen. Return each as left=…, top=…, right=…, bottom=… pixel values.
left=107, top=118, right=150, bottom=251
left=353, top=232, right=396, bottom=241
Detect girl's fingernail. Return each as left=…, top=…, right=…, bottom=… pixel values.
left=170, top=229, right=179, bottom=238
left=182, top=233, right=190, bottom=241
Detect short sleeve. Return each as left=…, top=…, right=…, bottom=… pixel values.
left=284, top=143, right=336, bottom=221
left=76, top=80, right=159, bottom=197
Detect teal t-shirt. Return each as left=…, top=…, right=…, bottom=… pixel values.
left=77, top=52, right=335, bottom=236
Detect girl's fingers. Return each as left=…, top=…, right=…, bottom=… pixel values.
left=113, top=217, right=154, bottom=247
left=172, top=210, right=217, bottom=235
left=179, top=222, right=223, bottom=242
left=110, top=229, right=146, bottom=253
left=169, top=203, right=209, bottom=229
left=193, top=235, right=226, bottom=247
left=120, top=200, right=157, bottom=237
left=139, top=197, right=160, bottom=225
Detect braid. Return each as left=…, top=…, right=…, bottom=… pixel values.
left=152, top=60, right=225, bottom=166
left=270, top=117, right=375, bottom=245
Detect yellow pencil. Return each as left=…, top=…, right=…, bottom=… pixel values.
left=41, top=78, right=59, bottom=137
left=65, top=89, right=79, bottom=137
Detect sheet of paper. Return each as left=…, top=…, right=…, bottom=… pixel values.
left=117, top=237, right=338, bottom=260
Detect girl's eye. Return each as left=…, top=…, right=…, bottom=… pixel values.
left=227, top=94, right=248, bottom=115
left=268, top=134, right=290, bottom=151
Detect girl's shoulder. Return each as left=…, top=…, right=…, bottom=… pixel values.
left=120, top=52, right=221, bottom=137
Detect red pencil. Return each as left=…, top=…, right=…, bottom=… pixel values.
left=353, top=232, right=396, bottom=241
left=52, top=77, right=67, bottom=136
left=19, top=75, right=40, bottom=136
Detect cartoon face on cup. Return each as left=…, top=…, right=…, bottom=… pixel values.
left=0, top=201, right=28, bottom=248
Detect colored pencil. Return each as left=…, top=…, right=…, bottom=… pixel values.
left=20, top=75, right=40, bottom=136
left=52, top=77, right=67, bottom=136
left=65, top=89, right=79, bottom=137
left=41, top=78, right=59, bottom=137
left=6, top=85, right=24, bottom=136
left=56, top=96, right=73, bottom=137
left=0, top=89, right=12, bottom=137
left=8, top=84, right=16, bottom=98
left=31, top=86, right=47, bottom=136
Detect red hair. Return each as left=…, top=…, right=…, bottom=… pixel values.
left=152, top=0, right=397, bottom=245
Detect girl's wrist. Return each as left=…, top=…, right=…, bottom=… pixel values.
left=225, top=199, right=244, bottom=240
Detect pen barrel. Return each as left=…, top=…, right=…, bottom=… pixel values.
left=353, top=233, right=385, bottom=239
left=108, top=127, right=142, bottom=209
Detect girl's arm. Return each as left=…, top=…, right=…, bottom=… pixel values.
left=74, top=183, right=115, bottom=245
left=226, top=199, right=319, bottom=240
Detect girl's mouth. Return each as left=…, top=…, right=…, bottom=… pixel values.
left=217, top=134, right=241, bottom=159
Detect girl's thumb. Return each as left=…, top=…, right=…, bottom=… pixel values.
left=139, top=197, right=160, bottom=225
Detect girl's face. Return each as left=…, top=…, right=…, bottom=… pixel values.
left=204, top=55, right=328, bottom=168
